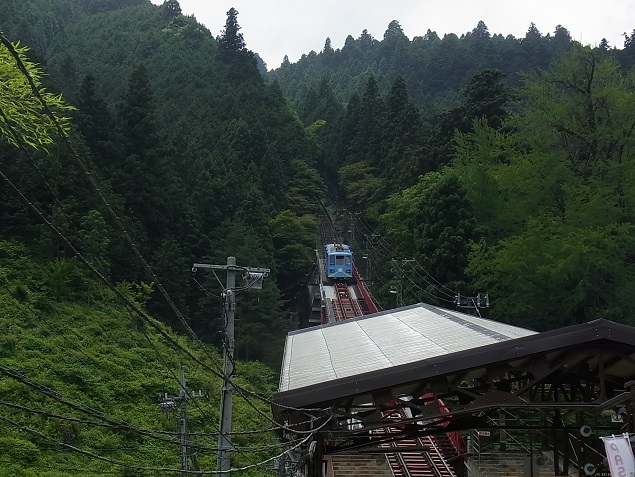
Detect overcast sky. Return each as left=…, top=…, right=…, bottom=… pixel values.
left=150, top=0, right=634, bottom=69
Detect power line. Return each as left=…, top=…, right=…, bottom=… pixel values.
left=1, top=40, right=341, bottom=424
left=0, top=33, right=230, bottom=386
left=353, top=213, right=460, bottom=303
left=0, top=36, right=338, bottom=472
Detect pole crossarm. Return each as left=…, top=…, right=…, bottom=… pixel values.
left=192, top=263, right=270, bottom=274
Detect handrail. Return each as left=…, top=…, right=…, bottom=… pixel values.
left=482, top=414, right=531, bottom=454
left=437, top=398, right=464, bottom=454
left=469, top=429, right=481, bottom=462
left=498, top=408, right=605, bottom=465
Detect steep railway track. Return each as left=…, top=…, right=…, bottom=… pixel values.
left=318, top=212, right=379, bottom=323
left=332, top=282, right=363, bottom=321
left=315, top=210, right=460, bottom=477
left=375, top=408, right=458, bottom=477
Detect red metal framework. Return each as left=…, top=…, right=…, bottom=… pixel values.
left=353, top=264, right=378, bottom=315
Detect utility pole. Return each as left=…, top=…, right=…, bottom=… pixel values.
left=192, top=257, right=269, bottom=477
left=348, top=212, right=361, bottom=249
left=362, top=233, right=380, bottom=291
left=159, top=366, right=206, bottom=476
left=391, top=258, right=415, bottom=307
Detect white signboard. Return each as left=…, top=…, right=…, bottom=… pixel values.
left=601, top=434, right=635, bottom=477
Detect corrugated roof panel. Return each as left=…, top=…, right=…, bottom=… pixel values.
left=278, top=304, right=536, bottom=393
left=397, top=312, right=501, bottom=353
left=444, top=310, right=535, bottom=338
left=320, top=322, right=393, bottom=376
left=356, top=312, right=449, bottom=365
left=281, top=330, right=338, bottom=390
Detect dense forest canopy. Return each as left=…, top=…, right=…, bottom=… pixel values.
left=1, top=0, right=635, bottom=474
left=269, top=19, right=635, bottom=116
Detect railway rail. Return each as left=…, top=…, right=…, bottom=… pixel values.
left=375, top=407, right=459, bottom=477
left=318, top=213, right=378, bottom=323
left=314, top=211, right=463, bottom=477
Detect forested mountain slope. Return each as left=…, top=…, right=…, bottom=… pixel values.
left=2, top=2, right=635, bottom=473
left=0, top=242, right=278, bottom=476
left=264, top=16, right=635, bottom=330
left=269, top=20, right=635, bottom=116
left=1, top=0, right=323, bottom=366
left=303, top=45, right=635, bottom=331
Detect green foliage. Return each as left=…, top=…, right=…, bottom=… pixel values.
left=338, top=161, right=384, bottom=209
left=467, top=222, right=635, bottom=329
left=0, top=41, right=74, bottom=150
left=269, top=19, right=583, bottom=112
left=270, top=210, right=317, bottom=302
left=380, top=172, right=481, bottom=304
left=115, top=280, right=154, bottom=307
left=0, top=437, right=40, bottom=464
left=454, top=47, right=635, bottom=328
left=0, top=247, right=280, bottom=475
left=219, top=7, right=246, bottom=52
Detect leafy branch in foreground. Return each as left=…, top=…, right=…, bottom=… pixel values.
left=0, top=39, right=75, bottom=151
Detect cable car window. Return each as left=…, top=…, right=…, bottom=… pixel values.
left=345, top=256, right=351, bottom=265
left=336, top=255, right=344, bottom=265
left=329, top=255, right=335, bottom=265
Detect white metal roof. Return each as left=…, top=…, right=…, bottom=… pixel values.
left=278, top=303, right=536, bottom=393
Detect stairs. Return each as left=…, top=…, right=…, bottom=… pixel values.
left=331, top=454, right=393, bottom=477
left=434, top=433, right=461, bottom=463
left=381, top=436, right=456, bottom=477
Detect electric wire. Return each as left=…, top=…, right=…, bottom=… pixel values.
left=138, top=325, right=258, bottom=459
left=410, top=257, right=459, bottom=297
left=392, top=260, right=457, bottom=304
left=0, top=459, right=123, bottom=475
left=1, top=35, right=335, bottom=469
left=0, top=68, right=218, bottom=450
left=0, top=33, right=233, bottom=392
left=1, top=281, right=258, bottom=449
left=0, top=172, right=324, bottom=426
left=0, top=410, right=330, bottom=474
left=0, top=396, right=289, bottom=443
left=0, top=365, right=220, bottom=450
left=191, top=275, right=221, bottom=298
left=0, top=372, right=313, bottom=464
left=0, top=167, right=230, bottom=384
left=354, top=212, right=459, bottom=301
left=0, top=398, right=299, bottom=454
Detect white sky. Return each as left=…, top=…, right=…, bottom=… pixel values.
left=151, top=0, right=634, bottom=69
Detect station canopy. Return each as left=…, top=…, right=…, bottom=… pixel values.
left=278, top=303, right=535, bottom=395
left=273, top=303, right=635, bottom=446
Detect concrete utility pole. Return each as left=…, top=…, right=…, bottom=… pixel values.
left=192, top=257, right=269, bottom=477
left=391, top=258, right=415, bottom=307
left=348, top=211, right=360, bottom=249
left=159, top=366, right=205, bottom=476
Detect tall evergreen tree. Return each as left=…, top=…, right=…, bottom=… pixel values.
left=161, top=0, right=181, bottom=17
left=350, top=76, right=385, bottom=166
left=383, top=76, right=425, bottom=186
left=76, top=74, right=118, bottom=168
left=219, top=7, right=245, bottom=51
left=430, top=68, right=511, bottom=169
left=114, top=65, right=179, bottom=247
